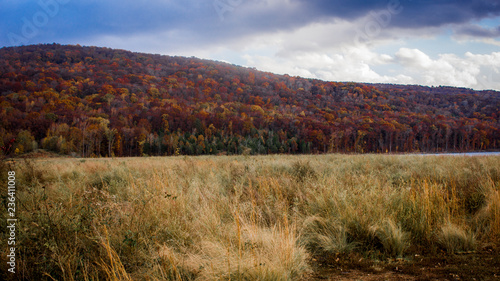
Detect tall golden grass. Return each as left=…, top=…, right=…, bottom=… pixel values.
left=1, top=154, right=499, bottom=280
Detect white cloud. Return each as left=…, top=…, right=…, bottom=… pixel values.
left=395, top=48, right=434, bottom=68
left=395, top=48, right=500, bottom=89
left=240, top=44, right=410, bottom=84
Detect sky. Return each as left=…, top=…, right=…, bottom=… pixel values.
left=1, top=0, right=500, bottom=90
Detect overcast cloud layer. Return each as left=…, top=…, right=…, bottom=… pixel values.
left=1, top=0, right=500, bottom=90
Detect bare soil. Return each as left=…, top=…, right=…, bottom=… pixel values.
left=308, top=246, right=500, bottom=280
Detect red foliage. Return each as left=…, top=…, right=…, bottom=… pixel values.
left=0, top=44, right=499, bottom=156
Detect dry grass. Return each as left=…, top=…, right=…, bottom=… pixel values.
left=0, top=154, right=499, bottom=280
left=437, top=222, right=476, bottom=254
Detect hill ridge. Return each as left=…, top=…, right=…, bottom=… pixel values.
left=1, top=43, right=499, bottom=157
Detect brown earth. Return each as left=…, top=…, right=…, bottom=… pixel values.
left=308, top=246, right=500, bottom=280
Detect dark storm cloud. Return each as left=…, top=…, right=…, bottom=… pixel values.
left=300, top=0, right=500, bottom=28
left=456, top=24, right=500, bottom=38
left=1, top=0, right=500, bottom=47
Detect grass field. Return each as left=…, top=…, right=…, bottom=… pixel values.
left=1, top=154, right=499, bottom=280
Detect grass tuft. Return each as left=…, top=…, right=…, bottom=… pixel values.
left=438, top=222, right=476, bottom=254
left=370, top=219, right=409, bottom=257
left=300, top=216, right=355, bottom=255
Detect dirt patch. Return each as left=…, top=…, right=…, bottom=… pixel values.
left=309, top=246, right=500, bottom=280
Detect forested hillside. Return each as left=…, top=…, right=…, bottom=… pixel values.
left=1, top=44, right=499, bottom=157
